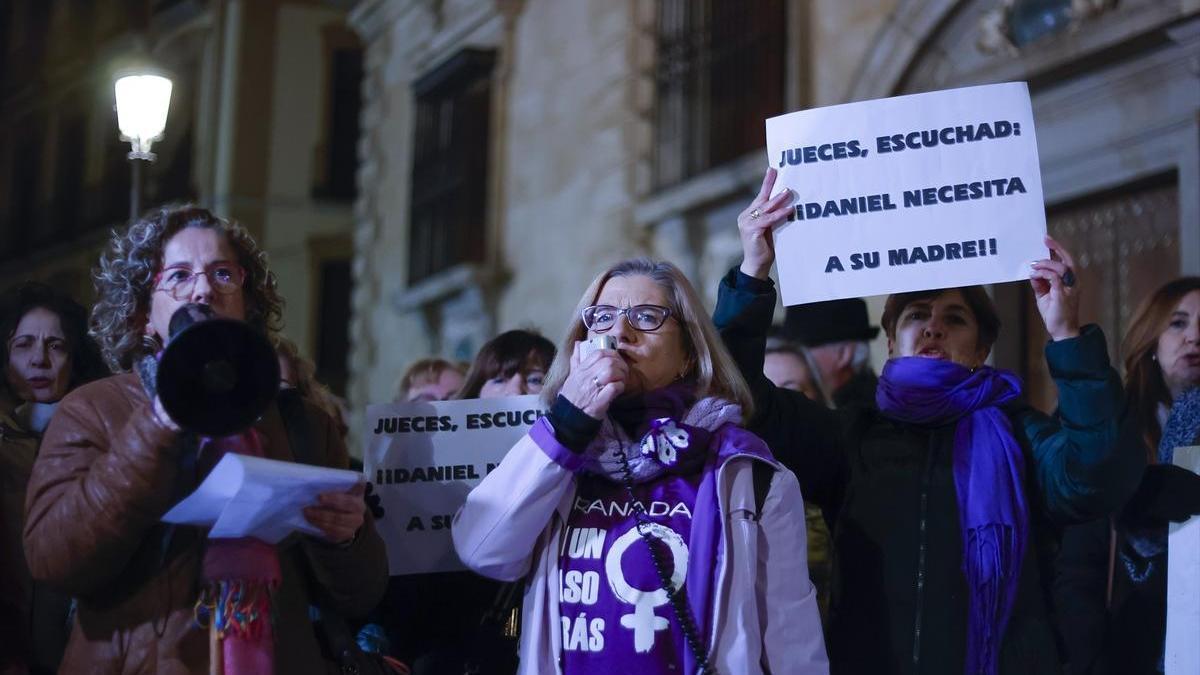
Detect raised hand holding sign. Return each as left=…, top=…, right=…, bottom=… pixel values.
left=762, top=82, right=1048, bottom=304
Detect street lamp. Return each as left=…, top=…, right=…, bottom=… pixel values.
left=114, top=71, right=173, bottom=221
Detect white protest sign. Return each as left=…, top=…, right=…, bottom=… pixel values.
left=1166, top=445, right=1200, bottom=675
left=765, top=82, right=1047, bottom=305
left=364, top=395, right=548, bottom=575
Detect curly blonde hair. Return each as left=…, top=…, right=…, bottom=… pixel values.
left=91, top=205, right=284, bottom=371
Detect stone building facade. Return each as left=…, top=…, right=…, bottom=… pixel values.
left=347, top=0, right=1200, bottom=440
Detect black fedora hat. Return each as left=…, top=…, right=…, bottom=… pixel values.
left=784, top=298, right=880, bottom=347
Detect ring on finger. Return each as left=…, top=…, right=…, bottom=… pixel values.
left=1062, top=269, right=1076, bottom=288
left=593, top=375, right=601, bottom=389
left=750, top=208, right=761, bottom=219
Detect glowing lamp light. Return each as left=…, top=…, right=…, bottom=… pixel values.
left=114, top=73, right=173, bottom=160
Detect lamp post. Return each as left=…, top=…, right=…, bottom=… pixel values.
left=114, top=71, right=173, bottom=221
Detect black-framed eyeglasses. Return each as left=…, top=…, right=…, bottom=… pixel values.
left=582, top=304, right=673, bottom=333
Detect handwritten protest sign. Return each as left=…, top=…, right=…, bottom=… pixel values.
left=765, top=82, right=1047, bottom=305
left=364, top=395, right=548, bottom=575
left=1166, top=446, right=1200, bottom=674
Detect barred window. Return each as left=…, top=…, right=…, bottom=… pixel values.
left=408, top=49, right=495, bottom=285
left=654, top=0, right=786, bottom=189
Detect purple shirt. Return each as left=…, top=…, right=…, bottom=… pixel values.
left=559, top=471, right=701, bottom=674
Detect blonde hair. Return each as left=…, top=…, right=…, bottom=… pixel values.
left=541, top=258, right=754, bottom=419
left=396, top=357, right=468, bottom=400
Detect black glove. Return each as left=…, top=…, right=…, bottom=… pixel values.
left=364, top=482, right=385, bottom=520
left=1122, top=463, right=1200, bottom=527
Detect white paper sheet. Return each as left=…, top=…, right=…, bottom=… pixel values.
left=764, top=82, right=1047, bottom=305
left=162, top=453, right=362, bottom=544
left=1166, top=445, right=1200, bottom=675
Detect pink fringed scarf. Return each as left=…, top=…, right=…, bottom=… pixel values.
left=192, top=429, right=282, bottom=675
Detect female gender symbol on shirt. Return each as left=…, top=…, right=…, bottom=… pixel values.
left=605, top=522, right=689, bottom=653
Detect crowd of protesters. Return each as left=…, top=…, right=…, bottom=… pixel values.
left=0, top=170, right=1198, bottom=674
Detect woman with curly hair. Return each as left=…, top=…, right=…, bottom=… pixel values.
left=22, top=206, right=388, bottom=674
left=0, top=282, right=108, bottom=674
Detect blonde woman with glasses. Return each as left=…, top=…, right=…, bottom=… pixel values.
left=453, top=258, right=828, bottom=675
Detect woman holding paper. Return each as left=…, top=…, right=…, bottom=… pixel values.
left=1055, top=277, right=1200, bottom=674
left=712, top=168, right=1142, bottom=675
left=453, top=258, right=828, bottom=674
left=22, top=206, right=388, bottom=675
left=0, top=282, right=107, bottom=674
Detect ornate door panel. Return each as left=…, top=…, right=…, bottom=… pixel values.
left=1020, top=179, right=1179, bottom=413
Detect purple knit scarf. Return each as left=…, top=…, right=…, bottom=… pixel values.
left=876, top=356, right=1027, bottom=675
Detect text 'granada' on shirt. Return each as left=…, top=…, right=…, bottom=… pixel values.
left=558, top=472, right=701, bottom=674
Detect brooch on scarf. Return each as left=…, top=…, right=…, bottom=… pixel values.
left=640, top=417, right=690, bottom=467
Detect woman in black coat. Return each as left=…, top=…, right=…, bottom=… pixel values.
left=714, top=169, right=1144, bottom=675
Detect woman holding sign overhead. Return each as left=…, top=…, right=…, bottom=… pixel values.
left=713, top=168, right=1143, bottom=675
left=22, top=206, right=388, bottom=674
left=453, top=258, right=828, bottom=674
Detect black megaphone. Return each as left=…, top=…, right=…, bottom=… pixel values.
left=156, top=304, right=280, bottom=436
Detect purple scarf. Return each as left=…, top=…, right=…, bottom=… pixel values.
left=608, top=383, right=701, bottom=441
left=582, top=382, right=740, bottom=483
left=576, top=382, right=741, bottom=674
left=876, top=357, right=1027, bottom=675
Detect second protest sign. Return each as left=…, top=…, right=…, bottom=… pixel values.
left=365, top=395, right=548, bottom=575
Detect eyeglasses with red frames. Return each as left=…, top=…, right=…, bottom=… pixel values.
left=153, top=262, right=246, bottom=301
left=582, top=304, right=673, bottom=333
